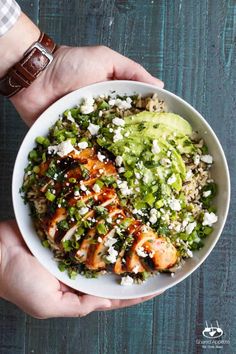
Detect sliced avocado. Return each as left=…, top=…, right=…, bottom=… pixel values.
left=171, top=173, right=182, bottom=192
left=108, top=135, right=144, bottom=158
left=174, top=135, right=196, bottom=154
left=124, top=111, right=192, bottom=136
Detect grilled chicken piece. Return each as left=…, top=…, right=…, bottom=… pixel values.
left=75, top=228, right=96, bottom=263
left=85, top=228, right=115, bottom=270
left=126, top=228, right=177, bottom=272
left=114, top=220, right=142, bottom=274
left=67, top=147, right=117, bottom=180
left=45, top=207, right=67, bottom=245
left=85, top=207, right=126, bottom=270
left=143, top=237, right=177, bottom=270
left=43, top=147, right=178, bottom=274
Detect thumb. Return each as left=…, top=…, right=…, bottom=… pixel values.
left=111, top=50, right=164, bottom=88
left=52, top=292, right=111, bottom=318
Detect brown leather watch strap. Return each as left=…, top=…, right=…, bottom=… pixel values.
left=0, top=32, right=57, bottom=98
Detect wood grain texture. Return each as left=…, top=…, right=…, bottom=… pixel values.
left=0, top=1, right=235, bottom=353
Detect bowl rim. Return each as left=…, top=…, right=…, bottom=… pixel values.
left=12, top=80, right=231, bottom=299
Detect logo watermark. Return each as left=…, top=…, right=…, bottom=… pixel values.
left=196, top=321, right=230, bottom=349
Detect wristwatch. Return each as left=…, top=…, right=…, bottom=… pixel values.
left=0, top=32, right=57, bottom=98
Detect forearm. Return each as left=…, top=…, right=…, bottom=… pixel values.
left=0, top=12, right=40, bottom=77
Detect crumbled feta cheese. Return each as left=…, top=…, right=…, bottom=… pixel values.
left=80, top=184, right=87, bottom=192
left=169, top=198, right=181, bottom=211
left=135, top=172, right=141, bottom=179
left=48, top=140, right=74, bottom=157
left=150, top=214, right=158, bottom=224
left=78, top=141, right=88, bottom=149
left=98, top=110, right=103, bottom=117
left=167, top=174, right=176, bottom=185
left=92, top=184, right=101, bottom=193
left=113, top=127, right=123, bottom=142
left=186, top=170, right=193, bottom=179
left=104, top=236, right=117, bottom=248
left=201, top=155, right=213, bottom=164
left=182, top=220, right=188, bottom=229
left=76, top=250, right=86, bottom=258
left=161, top=158, right=171, bottom=166
left=120, top=275, right=134, bottom=286
left=186, top=249, right=193, bottom=258
left=149, top=208, right=158, bottom=224
left=79, top=207, right=89, bottom=215
left=80, top=97, right=95, bottom=114
left=112, top=117, right=125, bottom=126
left=88, top=123, right=100, bottom=136
left=202, top=212, right=218, bottom=226
left=136, top=246, right=148, bottom=258
left=106, top=246, right=118, bottom=263
left=97, top=236, right=103, bottom=243
left=67, top=111, right=75, bottom=122
left=124, top=131, right=130, bottom=137
left=203, top=190, right=211, bottom=197
left=117, top=180, right=133, bottom=196
left=106, top=216, right=112, bottom=223
left=97, top=151, right=106, bottom=162
left=132, top=265, right=140, bottom=274
left=152, top=140, right=161, bottom=154
left=149, top=251, right=155, bottom=258
left=143, top=174, right=149, bottom=184
left=194, top=155, right=200, bottom=165
left=108, top=98, right=132, bottom=110
left=74, top=190, right=80, bottom=197
left=118, top=167, right=125, bottom=173
left=115, top=155, right=123, bottom=166
left=185, top=221, right=196, bottom=235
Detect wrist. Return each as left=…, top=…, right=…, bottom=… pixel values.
left=0, top=13, right=40, bottom=77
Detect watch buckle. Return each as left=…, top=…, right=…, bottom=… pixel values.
left=27, top=42, right=53, bottom=64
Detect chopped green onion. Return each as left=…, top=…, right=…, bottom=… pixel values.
left=58, top=220, right=69, bottom=231
left=42, top=240, right=50, bottom=248
left=35, top=136, right=50, bottom=147
left=97, top=223, right=108, bottom=235
left=45, top=190, right=56, bottom=202
left=62, top=240, right=73, bottom=252
left=69, top=177, right=77, bottom=183
left=33, top=166, right=40, bottom=174
left=29, top=150, right=38, bottom=161
left=144, top=193, right=155, bottom=206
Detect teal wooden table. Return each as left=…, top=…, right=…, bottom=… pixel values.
left=0, top=1, right=235, bottom=353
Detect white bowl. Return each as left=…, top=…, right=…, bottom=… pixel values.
left=12, top=81, right=230, bottom=299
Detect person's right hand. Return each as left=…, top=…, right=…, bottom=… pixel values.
left=11, top=45, right=164, bottom=126
left=0, top=220, right=162, bottom=318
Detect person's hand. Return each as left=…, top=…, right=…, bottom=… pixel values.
left=0, top=221, right=162, bottom=319
left=11, top=45, right=164, bottom=126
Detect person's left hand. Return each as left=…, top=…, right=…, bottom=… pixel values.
left=10, top=45, right=163, bottom=126
left=0, top=221, right=162, bottom=318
